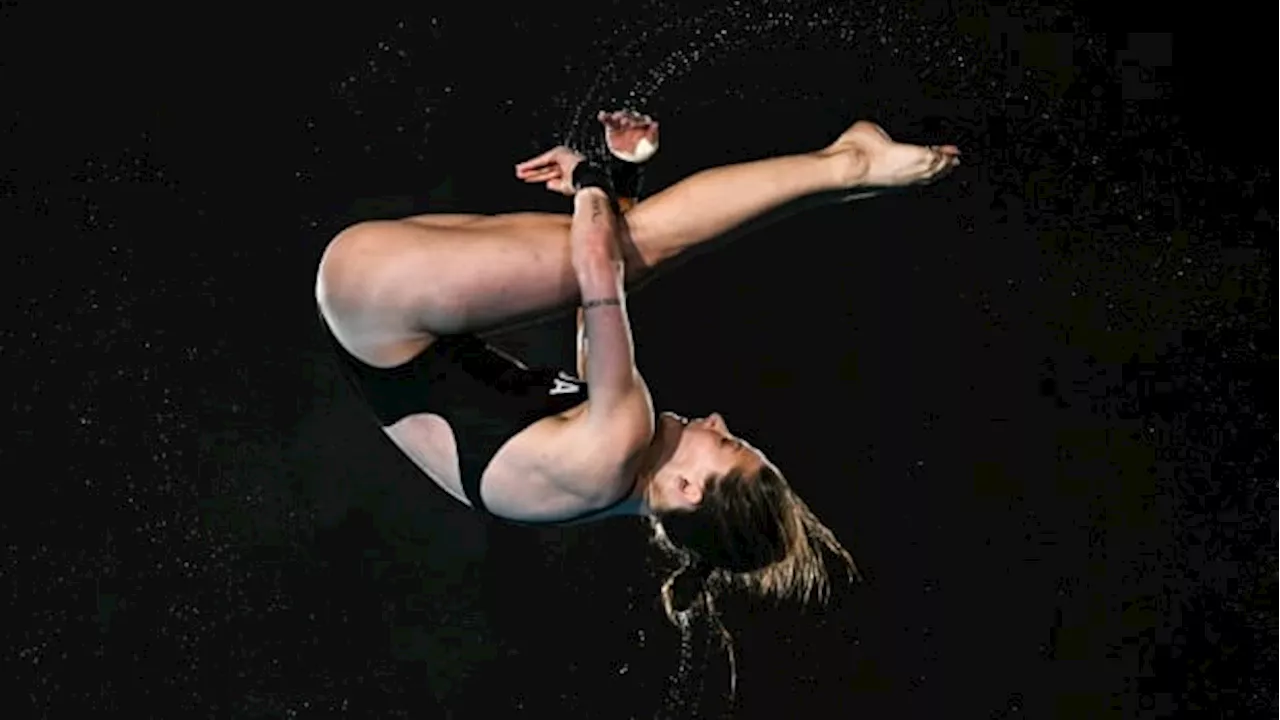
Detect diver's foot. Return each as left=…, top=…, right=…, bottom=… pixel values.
left=821, top=121, right=960, bottom=189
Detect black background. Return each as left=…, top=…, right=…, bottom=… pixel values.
left=5, top=0, right=1274, bottom=718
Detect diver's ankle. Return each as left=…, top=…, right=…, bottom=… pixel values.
left=815, top=145, right=869, bottom=189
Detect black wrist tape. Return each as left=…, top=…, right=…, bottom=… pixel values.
left=572, top=162, right=616, bottom=197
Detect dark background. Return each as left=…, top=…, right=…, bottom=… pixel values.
left=4, top=0, right=1274, bottom=718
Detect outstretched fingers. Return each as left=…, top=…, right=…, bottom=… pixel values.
left=516, top=160, right=560, bottom=181
left=515, top=148, right=561, bottom=175
left=521, top=168, right=562, bottom=184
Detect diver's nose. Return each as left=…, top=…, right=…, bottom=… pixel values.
left=706, top=413, right=727, bottom=431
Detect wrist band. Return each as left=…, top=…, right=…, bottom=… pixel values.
left=572, top=161, right=615, bottom=196
left=582, top=297, right=622, bottom=310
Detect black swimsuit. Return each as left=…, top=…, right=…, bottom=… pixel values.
left=322, top=318, right=632, bottom=525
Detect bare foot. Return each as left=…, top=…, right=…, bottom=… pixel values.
left=822, top=121, right=960, bottom=189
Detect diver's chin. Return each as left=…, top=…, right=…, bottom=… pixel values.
left=661, top=411, right=690, bottom=426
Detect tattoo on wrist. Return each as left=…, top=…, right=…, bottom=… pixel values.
left=581, top=297, right=622, bottom=310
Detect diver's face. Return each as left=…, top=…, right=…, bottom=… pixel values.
left=652, top=412, right=767, bottom=511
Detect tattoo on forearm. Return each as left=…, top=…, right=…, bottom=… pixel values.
left=582, top=297, right=622, bottom=310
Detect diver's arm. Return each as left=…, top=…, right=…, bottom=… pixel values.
left=571, top=189, right=640, bottom=419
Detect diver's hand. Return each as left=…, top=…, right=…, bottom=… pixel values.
left=598, top=110, right=659, bottom=163
left=515, top=145, right=585, bottom=196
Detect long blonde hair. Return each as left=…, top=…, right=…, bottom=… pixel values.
left=648, top=465, right=861, bottom=696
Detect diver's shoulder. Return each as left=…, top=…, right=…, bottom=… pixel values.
left=534, top=401, right=651, bottom=501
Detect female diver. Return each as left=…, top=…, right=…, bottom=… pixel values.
left=316, top=110, right=960, bottom=628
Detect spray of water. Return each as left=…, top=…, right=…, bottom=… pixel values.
left=551, top=0, right=876, bottom=156
left=658, top=610, right=702, bottom=718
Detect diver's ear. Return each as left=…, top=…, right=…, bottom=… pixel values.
left=678, top=475, right=703, bottom=506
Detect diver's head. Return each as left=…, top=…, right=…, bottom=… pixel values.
left=640, top=410, right=859, bottom=701
left=644, top=412, right=768, bottom=515
left=646, top=411, right=794, bottom=574
left=645, top=411, right=857, bottom=613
